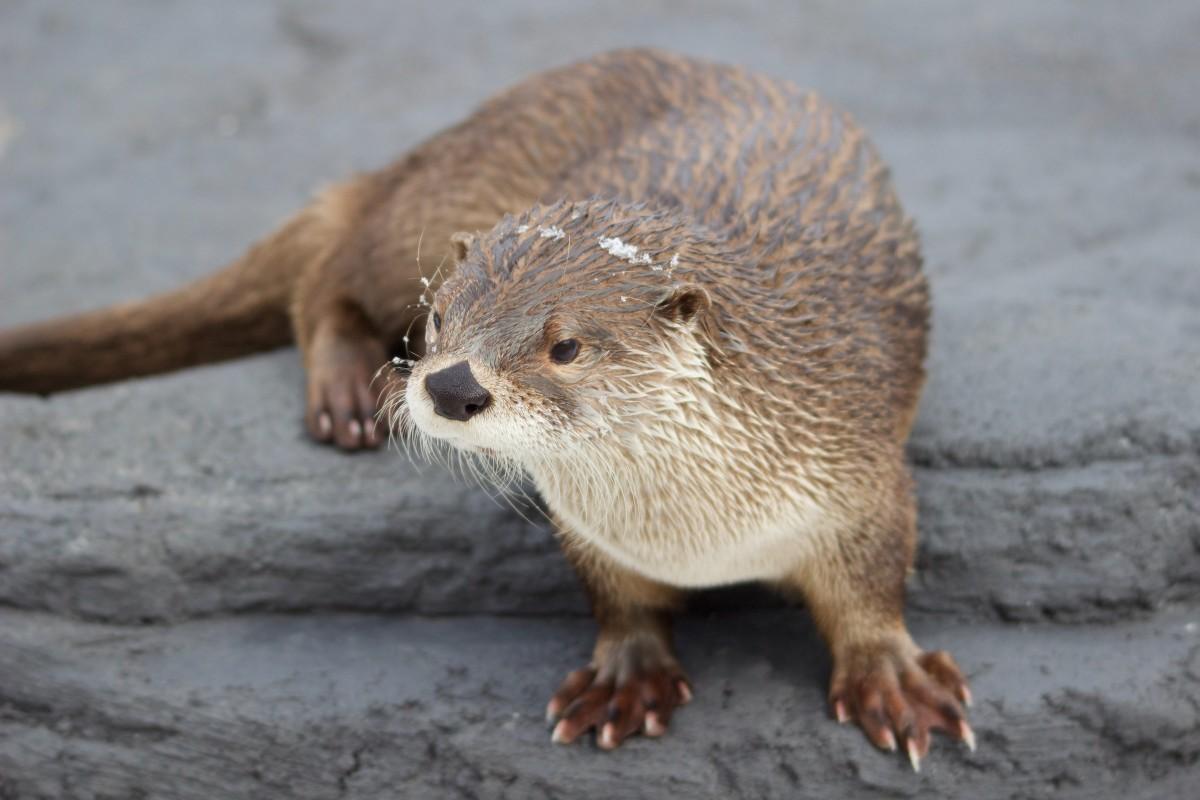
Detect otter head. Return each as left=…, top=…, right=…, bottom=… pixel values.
left=393, top=199, right=721, bottom=477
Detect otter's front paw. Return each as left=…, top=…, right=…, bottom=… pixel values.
left=546, top=643, right=692, bottom=750
left=830, top=636, right=974, bottom=771
left=304, top=331, right=388, bottom=451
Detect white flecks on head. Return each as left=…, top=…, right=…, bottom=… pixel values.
left=420, top=276, right=431, bottom=287
left=598, top=236, right=654, bottom=266
left=516, top=224, right=530, bottom=234
left=665, top=252, right=680, bottom=277
left=538, top=225, right=566, bottom=241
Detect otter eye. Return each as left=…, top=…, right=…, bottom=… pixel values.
left=432, top=311, right=442, bottom=332
left=550, top=339, right=579, bottom=364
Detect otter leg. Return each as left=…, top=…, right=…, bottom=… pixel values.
left=782, top=470, right=973, bottom=770
left=547, top=531, right=691, bottom=750
left=301, top=299, right=389, bottom=451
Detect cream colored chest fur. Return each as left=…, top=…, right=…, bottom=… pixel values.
left=530, top=422, right=839, bottom=589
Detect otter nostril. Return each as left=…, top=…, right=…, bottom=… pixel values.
left=424, top=361, right=492, bottom=422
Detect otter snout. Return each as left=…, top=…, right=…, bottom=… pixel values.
left=424, top=360, right=491, bottom=421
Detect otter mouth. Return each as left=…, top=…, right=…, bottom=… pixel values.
left=415, top=421, right=480, bottom=449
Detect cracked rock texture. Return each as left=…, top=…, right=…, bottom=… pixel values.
left=0, top=1, right=1198, bottom=798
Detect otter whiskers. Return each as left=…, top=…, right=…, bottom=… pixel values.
left=379, top=367, right=548, bottom=528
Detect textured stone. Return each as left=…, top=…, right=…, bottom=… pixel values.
left=1, top=609, right=1198, bottom=800
left=1, top=366, right=1197, bottom=624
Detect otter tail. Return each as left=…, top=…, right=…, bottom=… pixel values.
left=0, top=214, right=316, bottom=395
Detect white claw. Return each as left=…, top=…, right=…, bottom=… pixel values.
left=550, top=720, right=569, bottom=744
left=962, top=723, right=977, bottom=753
left=598, top=723, right=617, bottom=750
left=833, top=700, right=849, bottom=724
left=907, top=740, right=922, bottom=773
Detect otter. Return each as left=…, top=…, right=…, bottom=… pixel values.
left=0, top=49, right=972, bottom=768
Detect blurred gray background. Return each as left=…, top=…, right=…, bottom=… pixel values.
left=1, top=1, right=1198, bottom=798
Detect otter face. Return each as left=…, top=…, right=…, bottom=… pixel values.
left=392, top=201, right=714, bottom=476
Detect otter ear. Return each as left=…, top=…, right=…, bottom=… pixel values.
left=449, top=231, right=476, bottom=264
left=654, top=284, right=711, bottom=326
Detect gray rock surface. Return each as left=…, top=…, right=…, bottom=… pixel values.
left=2, top=609, right=1199, bottom=800
left=1, top=1, right=1198, bottom=797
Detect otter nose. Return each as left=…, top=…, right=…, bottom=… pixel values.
left=424, top=361, right=491, bottom=421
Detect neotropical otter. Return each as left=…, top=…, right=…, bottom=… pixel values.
left=0, top=49, right=972, bottom=767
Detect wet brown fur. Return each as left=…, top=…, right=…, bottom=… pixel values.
left=0, top=49, right=969, bottom=761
